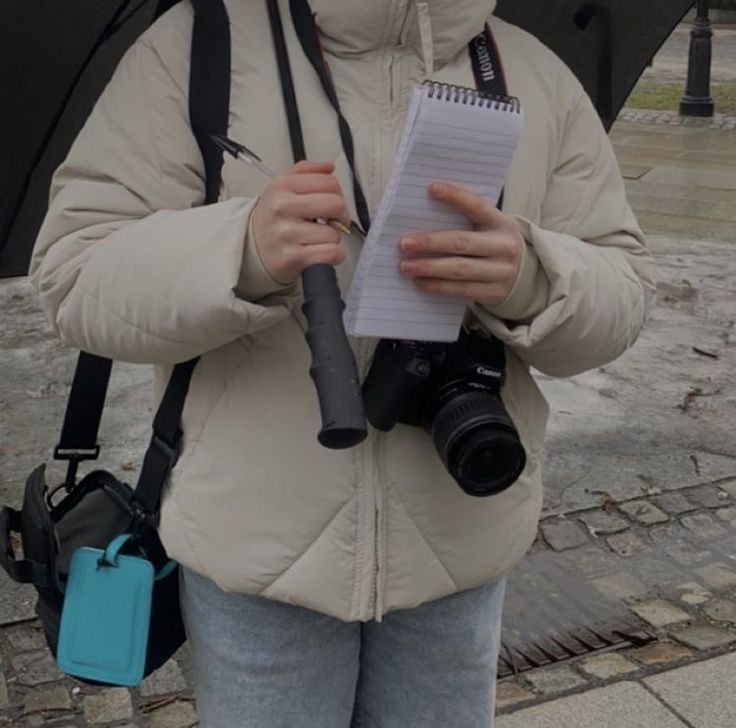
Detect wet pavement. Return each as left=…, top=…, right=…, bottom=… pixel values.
left=642, top=23, right=736, bottom=83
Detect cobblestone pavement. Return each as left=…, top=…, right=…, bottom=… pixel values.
left=619, top=108, right=736, bottom=131
left=498, top=478, right=736, bottom=716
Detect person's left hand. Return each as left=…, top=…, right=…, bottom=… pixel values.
left=398, top=182, right=525, bottom=306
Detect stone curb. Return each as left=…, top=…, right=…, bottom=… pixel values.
left=618, top=107, right=736, bottom=131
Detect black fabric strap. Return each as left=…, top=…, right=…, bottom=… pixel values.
left=266, top=0, right=307, bottom=162
left=133, top=357, right=199, bottom=513
left=134, top=0, right=230, bottom=515
left=55, top=352, right=111, bottom=462
left=288, top=0, right=372, bottom=234
left=52, top=0, right=230, bottom=516
left=470, top=24, right=510, bottom=98
left=189, top=0, right=231, bottom=206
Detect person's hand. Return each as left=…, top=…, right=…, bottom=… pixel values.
left=251, top=161, right=351, bottom=285
left=398, top=182, right=525, bottom=306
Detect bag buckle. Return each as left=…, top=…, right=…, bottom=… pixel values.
left=53, top=446, right=102, bottom=492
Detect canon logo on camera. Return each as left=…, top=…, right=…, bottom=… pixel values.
left=475, top=365, right=502, bottom=379
left=473, top=33, right=496, bottom=83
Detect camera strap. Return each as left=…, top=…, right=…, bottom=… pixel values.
left=287, top=0, right=512, bottom=228
left=51, top=0, right=230, bottom=518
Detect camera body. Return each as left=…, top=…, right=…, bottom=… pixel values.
left=362, top=328, right=526, bottom=497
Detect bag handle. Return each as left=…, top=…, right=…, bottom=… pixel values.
left=53, top=0, right=231, bottom=519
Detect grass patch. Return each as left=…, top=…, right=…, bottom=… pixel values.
left=627, top=79, right=736, bottom=115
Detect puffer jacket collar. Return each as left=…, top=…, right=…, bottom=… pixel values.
left=309, top=0, right=496, bottom=66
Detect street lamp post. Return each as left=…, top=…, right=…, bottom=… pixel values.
left=680, top=0, right=715, bottom=117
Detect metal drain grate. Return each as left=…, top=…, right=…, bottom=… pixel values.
left=498, top=550, right=655, bottom=678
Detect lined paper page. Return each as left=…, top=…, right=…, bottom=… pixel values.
left=344, top=83, right=523, bottom=341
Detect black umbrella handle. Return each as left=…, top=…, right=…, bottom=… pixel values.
left=301, top=264, right=367, bottom=450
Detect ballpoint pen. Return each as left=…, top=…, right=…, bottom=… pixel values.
left=212, top=134, right=352, bottom=236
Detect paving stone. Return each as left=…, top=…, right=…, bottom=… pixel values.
left=593, top=572, right=647, bottom=601
left=653, top=493, right=697, bottom=517
left=11, top=651, right=63, bottom=686
left=23, top=685, right=72, bottom=713
left=139, top=659, right=187, bottom=697
left=540, top=520, right=589, bottom=551
left=577, top=653, right=638, bottom=680
left=715, top=507, right=736, bottom=526
left=680, top=513, right=727, bottom=540
left=645, top=651, right=736, bottom=728
left=82, top=688, right=134, bottom=724
left=666, top=542, right=713, bottom=567
left=649, top=521, right=689, bottom=545
left=630, top=554, right=686, bottom=586
left=704, top=599, right=736, bottom=623
left=629, top=640, right=693, bottom=666
left=0, top=673, right=7, bottom=709
left=618, top=501, right=669, bottom=525
left=496, top=680, right=535, bottom=710
left=607, top=530, right=648, bottom=557
left=6, top=625, right=48, bottom=653
left=675, top=581, right=712, bottom=606
left=695, top=562, right=736, bottom=590
left=523, top=665, right=587, bottom=696
left=557, top=546, right=619, bottom=579
left=495, top=681, right=687, bottom=728
left=631, top=600, right=691, bottom=628
left=672, top=625, right=736, bottom=650
left=720, top=480, right=736, bottom=500
left=685, top=485, right=731, bottom=510
left=577, top=510, right=629, bottom=536
left=147, top=698, right=197, bottom=728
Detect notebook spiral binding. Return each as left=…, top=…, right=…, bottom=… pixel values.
left=423, top=81, right=521, bottom=113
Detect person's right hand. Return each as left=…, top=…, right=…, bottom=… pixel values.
left=251, top=161, right=351, bottom=285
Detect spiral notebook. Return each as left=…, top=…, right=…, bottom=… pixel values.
left=344, top=81, right=524, bottom=341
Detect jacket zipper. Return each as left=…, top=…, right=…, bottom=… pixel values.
left=355, top=337, right=379, bottom=621
left=364, top=4, right=417, bottom=624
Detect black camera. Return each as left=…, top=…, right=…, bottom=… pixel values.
left=362, top=329, right=526, bottom=497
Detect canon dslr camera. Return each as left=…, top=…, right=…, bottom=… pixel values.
left=362, top=328, right=526, bottom=497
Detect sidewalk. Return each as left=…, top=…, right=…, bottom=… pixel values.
left=498, top=652, right=736, bottom=727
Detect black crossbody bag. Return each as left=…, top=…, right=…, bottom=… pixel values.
left=0, top=0, right=230, bottom=683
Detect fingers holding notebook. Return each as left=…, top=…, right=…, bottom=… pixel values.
left=397, top=182, right=525, bottom=306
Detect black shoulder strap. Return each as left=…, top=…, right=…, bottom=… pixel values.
left=54, top=0, right=231, bottom=518
left=287, top=0, right=372, bottom=233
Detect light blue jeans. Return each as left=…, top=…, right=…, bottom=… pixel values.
left=180, top=566, right=506, bottom=728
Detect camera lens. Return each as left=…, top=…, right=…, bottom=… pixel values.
left=430, top=391, right=526, bottom=497
left=453, top=429, right=526, bottom=496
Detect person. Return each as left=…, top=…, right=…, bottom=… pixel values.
left=29, top=0, right=654, bottom=726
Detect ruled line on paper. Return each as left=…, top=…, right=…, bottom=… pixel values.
left=344, top=83, right=523, bottom=341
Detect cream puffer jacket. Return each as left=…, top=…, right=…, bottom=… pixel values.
left=30, top=0, right=654, bottom=621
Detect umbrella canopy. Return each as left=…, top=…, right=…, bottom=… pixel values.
left=0, top=0, right=695, bottom=278
left=0, top=0, right=162, bottom=279
left=495, top=0, right=695, bottom=131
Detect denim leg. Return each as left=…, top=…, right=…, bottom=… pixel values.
left=352, top=578, right=506, bottom=728
left=180, top=567, right=361, bottom=728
